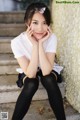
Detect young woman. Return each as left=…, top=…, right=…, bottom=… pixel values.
left=11, top=2, right=66, bottom=120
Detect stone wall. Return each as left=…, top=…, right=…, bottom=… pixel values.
left=52, top=0, right=80, bottom=112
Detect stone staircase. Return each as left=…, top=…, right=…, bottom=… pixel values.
left=0, top=11, right=80, bottom=120
left=0, top=11, right=65, bottom=104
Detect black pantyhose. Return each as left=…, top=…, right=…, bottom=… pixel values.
left=12, top=72, right=66, bottom=120
left=41, top=73, right=66, bottom=120
left=12, top=77, right=39, bottom=120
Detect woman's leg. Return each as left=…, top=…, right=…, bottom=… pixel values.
left=40, top=73, right=66, bottom=120
left=12, top=77, right=39, bottom=120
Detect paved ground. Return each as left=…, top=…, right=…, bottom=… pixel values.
left=0, top=99, right=80, bottom=120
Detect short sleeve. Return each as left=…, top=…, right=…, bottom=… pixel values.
left=45, top=34, right=57, bottom=53
left=11, top=40, right=24, bottom=58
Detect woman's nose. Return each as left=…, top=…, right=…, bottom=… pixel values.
left=37, top=25, right=43, bottom=32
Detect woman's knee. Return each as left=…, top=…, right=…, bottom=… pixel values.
left=41, top=73, right=58, bottom=89
left=23, top=77, right=39, bottom=94
left=42, top=72, right=56, bottom=83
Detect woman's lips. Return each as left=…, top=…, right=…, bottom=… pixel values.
left=34, top=33, right=43, bottom=37
left=33, top=32, right=46, bottom=39
left=35, top=33, right=43, bottom=35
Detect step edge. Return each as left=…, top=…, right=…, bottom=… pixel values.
left=0, top=23, right=24, bottom=25
left=0, top=85, right=19, bottom=92
left=0, top=82, right=65, bottom=92
left=0, top=60, right=17, bottom=65
left=0, top=37, right=13, bottom=42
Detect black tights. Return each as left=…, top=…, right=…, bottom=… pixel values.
left=12, top=71, right=66, bottom=120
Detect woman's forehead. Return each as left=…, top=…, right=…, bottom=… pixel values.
left=31, top=12, right=46, bottom=22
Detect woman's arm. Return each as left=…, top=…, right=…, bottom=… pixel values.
left=17, top=43, right=39, bottom=78
left=39, top=42, right=55, bottom=76
left=39, top=27, right=56, bottom=76
left=17, top=26, right=39, bottom=78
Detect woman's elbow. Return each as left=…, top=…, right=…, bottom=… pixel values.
left=42, top=67, right=52, bottom=76
left=25, top=71, right=36, bottom=78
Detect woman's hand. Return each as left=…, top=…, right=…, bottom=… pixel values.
left=39, top=26, right=52, bottom=44
left=26, top=26, right=38, bottom=46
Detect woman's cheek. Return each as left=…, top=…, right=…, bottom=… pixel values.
left=44, top=27, right=48, bottom=33
left=44, top=31, right=47, bottom=35
left=31, top=23, right=37, bottom=30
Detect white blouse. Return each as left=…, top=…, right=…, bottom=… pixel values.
left=11, top=32, right=63, bottom=74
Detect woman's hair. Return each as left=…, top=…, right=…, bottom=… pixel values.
left=24, top=2, right=51, bottom=26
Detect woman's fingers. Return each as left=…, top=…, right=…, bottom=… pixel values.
left=28, top=29, right=33, bottom=36
left=26, top=26, right=37, bottom=45
left=27, top=26, right=31, bottom=32
left=47, top=26, right=52, bottom=34
left=26, top=26, right=33, bottom=36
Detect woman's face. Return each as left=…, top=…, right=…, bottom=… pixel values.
left=29, top=12, right=48, bottom=40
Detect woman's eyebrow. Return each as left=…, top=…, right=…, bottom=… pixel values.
left=32, top=20, right=38, bottom=22
left=32, top=20, right=46, bottom=22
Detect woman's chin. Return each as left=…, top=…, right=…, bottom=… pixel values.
left=34, top=36, right=43, bottom=40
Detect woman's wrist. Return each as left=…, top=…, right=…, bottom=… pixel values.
left=33, top=42, right=39, bottom=51
left=39, top=40, right=43, bottom=46
left=33, top=41, right=39, bottom=47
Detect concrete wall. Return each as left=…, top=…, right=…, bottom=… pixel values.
left=52, top=0, right=80, bottom=112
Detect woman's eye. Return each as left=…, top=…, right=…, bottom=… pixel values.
left=33, top=22, right=38, bottom=25
left=43, top=22, right=47, bottom=25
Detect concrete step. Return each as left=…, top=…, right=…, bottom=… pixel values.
left=0, top=75, right=17, bottom=86
left=0, top=54, right=65, bottom=103
left=0, top=11, right=25, bottom=23
left=0, top=99, right=80, bottom=120
left=0, top=74, right=52, bottom=90
left=24, top=99, right=80, bottom=120
left=0, top=23, right=25, bottom=37
left=0, top=81, right=65, bottom=103
left=0, top=37, right=13, bottom=53
left=0, top=74, right=50, bottom=90
left=19, top=100, right=80, bottom=120
left=0, top=54, right=18, bottom=74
